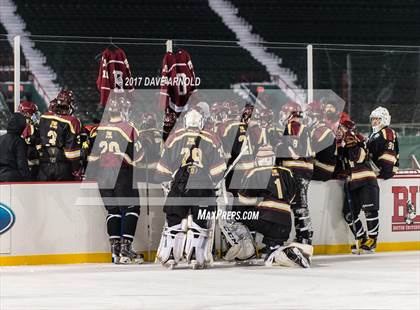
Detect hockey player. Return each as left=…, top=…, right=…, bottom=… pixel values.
left=306, top=101, right=337, bottom=181
left=155, top=109, right=226, bottom=269
left=88, top=97, right=144, bottom=264
left=38, top=90, right=82, bottom=181
left=222, top=145, right=313, bottom=268
left=137, top=112, right=163, bottom=182
left=275, top=102, right=314, bottom=245
left=367, top=107, right=399, bottom=179
left=18, top=100, right=41, bottom=181
left=217, top=102, right=261, bottom=197
left=336, top=119, right=380, bottom=253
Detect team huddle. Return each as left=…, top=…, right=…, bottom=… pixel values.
left=6, top=86, right=399, bottom=269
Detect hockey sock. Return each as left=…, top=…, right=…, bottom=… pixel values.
left=106, top=207, right=122, bottom=240
left=365, top=210, right=379, bottom=239
left=122, top=206, right=140, bottom=242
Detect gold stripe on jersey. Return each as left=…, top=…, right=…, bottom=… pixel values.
left=97, top=126, right=133, bottom=143
left=355, top=148, right=367, bottom=164
left=238, top=193, right=258, bottom=205
left=282, top=160, right=314, bottom=170
left=223, top=121, right=244, bottom=137
left=318, top=128, right=332, bottom=143
left=167, top=131, right=217, bottom=148
left=351, top=170, right=377, bottom=181
left=41, top=115, right=79, bottom=134
left=137, top=162, right=158, bottom=169
left=314, top=160, right=335, bottom=173
left=378, top=152, right=397, bottom=164
left=258, top=200, right=291, bottom=213
left=156, top=162, right=173, bottom=175
left=246, top=166, right=293, bottom=178
left=64, top=149, right=81, bottom=159
left=210, top=162, right=227, bottom=176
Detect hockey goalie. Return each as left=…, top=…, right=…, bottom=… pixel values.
left=155, top=108, right=226, bottom=269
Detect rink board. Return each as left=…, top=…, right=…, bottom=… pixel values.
left=0, top=176, right=419, bottom=266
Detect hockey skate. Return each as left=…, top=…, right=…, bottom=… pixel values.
left=360, top=237, right=377, bottom=254
left=119, top=239, right=144, bottom=264
left=110, top=239, right=121, bottom=264
left=351, top=238, right=364, bottom=255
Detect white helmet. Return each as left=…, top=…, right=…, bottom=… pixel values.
left=255, top=144, right=276, bottom=167
left=370, top=106, right=391, bottom=133
left=184, top=109, right=204, bottom=129
left=196, top=102, right=210, bottom=121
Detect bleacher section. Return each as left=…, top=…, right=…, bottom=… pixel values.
left=14, top=0, right=270, bottom=121
left=232, top=0, right=420, bottom=123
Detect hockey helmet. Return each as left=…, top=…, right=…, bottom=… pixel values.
left=370, top=106, right=391, bottom=133
left=255, top=144, right=276, bottom=167
left=184, top=108, right=204, bottom=130
left=18, top=101, right=38, bottom=117
left=140, top=112, right=157, bottom=129
left=196, top=101, right=211, bottom=121
left=279, top=101, right=303, bottom=125
left=55, top=90, right=75, bottom=115
left=241, top=103, right=254, bottom=123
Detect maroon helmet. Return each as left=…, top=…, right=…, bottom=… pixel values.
left=164, top=110, right=177, bottom=128
left=55, top=90, right=75, bottom=115
left=18, top=101, right=38, bottom=118
left=241, top=104, right=254, bottom=123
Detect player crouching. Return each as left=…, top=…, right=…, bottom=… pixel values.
left=221, top=145, right=313, bottom=268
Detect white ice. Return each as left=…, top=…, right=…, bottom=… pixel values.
left=1, top=251, right=419, bottom=310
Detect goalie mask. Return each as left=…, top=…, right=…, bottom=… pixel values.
left=370, top=106, right=391, bottom=133
left=255, top=144, right=275, bottom=167
left=184, top=109, right=204, bottom=130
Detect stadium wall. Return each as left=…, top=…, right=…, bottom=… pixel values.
left=0, top=176, right=419, bottom=266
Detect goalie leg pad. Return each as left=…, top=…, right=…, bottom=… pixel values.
left=185, top=219, right=214, bottom=269
left=156, top=219, right=187, bottom=267
left=265, top=242, right=313, bottom=268
left=220, top=221, right=256, bottom=261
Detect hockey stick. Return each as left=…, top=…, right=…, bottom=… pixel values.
left=344, top=180, right=360, bottom=254
left=216, top=143, right=249, bottom=189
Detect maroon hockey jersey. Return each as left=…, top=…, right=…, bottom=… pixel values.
left=159, top=50, right=197, bottom=113
left=96, top=48, right=133, bottom=106
left=88, top=120, right=144, bottom=168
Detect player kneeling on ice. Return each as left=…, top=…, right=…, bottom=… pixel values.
left=220, top=145, right=313, bottom=268
left=155, top=109, right=227, bottom=269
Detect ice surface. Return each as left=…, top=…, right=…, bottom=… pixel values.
left=0, top=251, right=419, bottom=310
